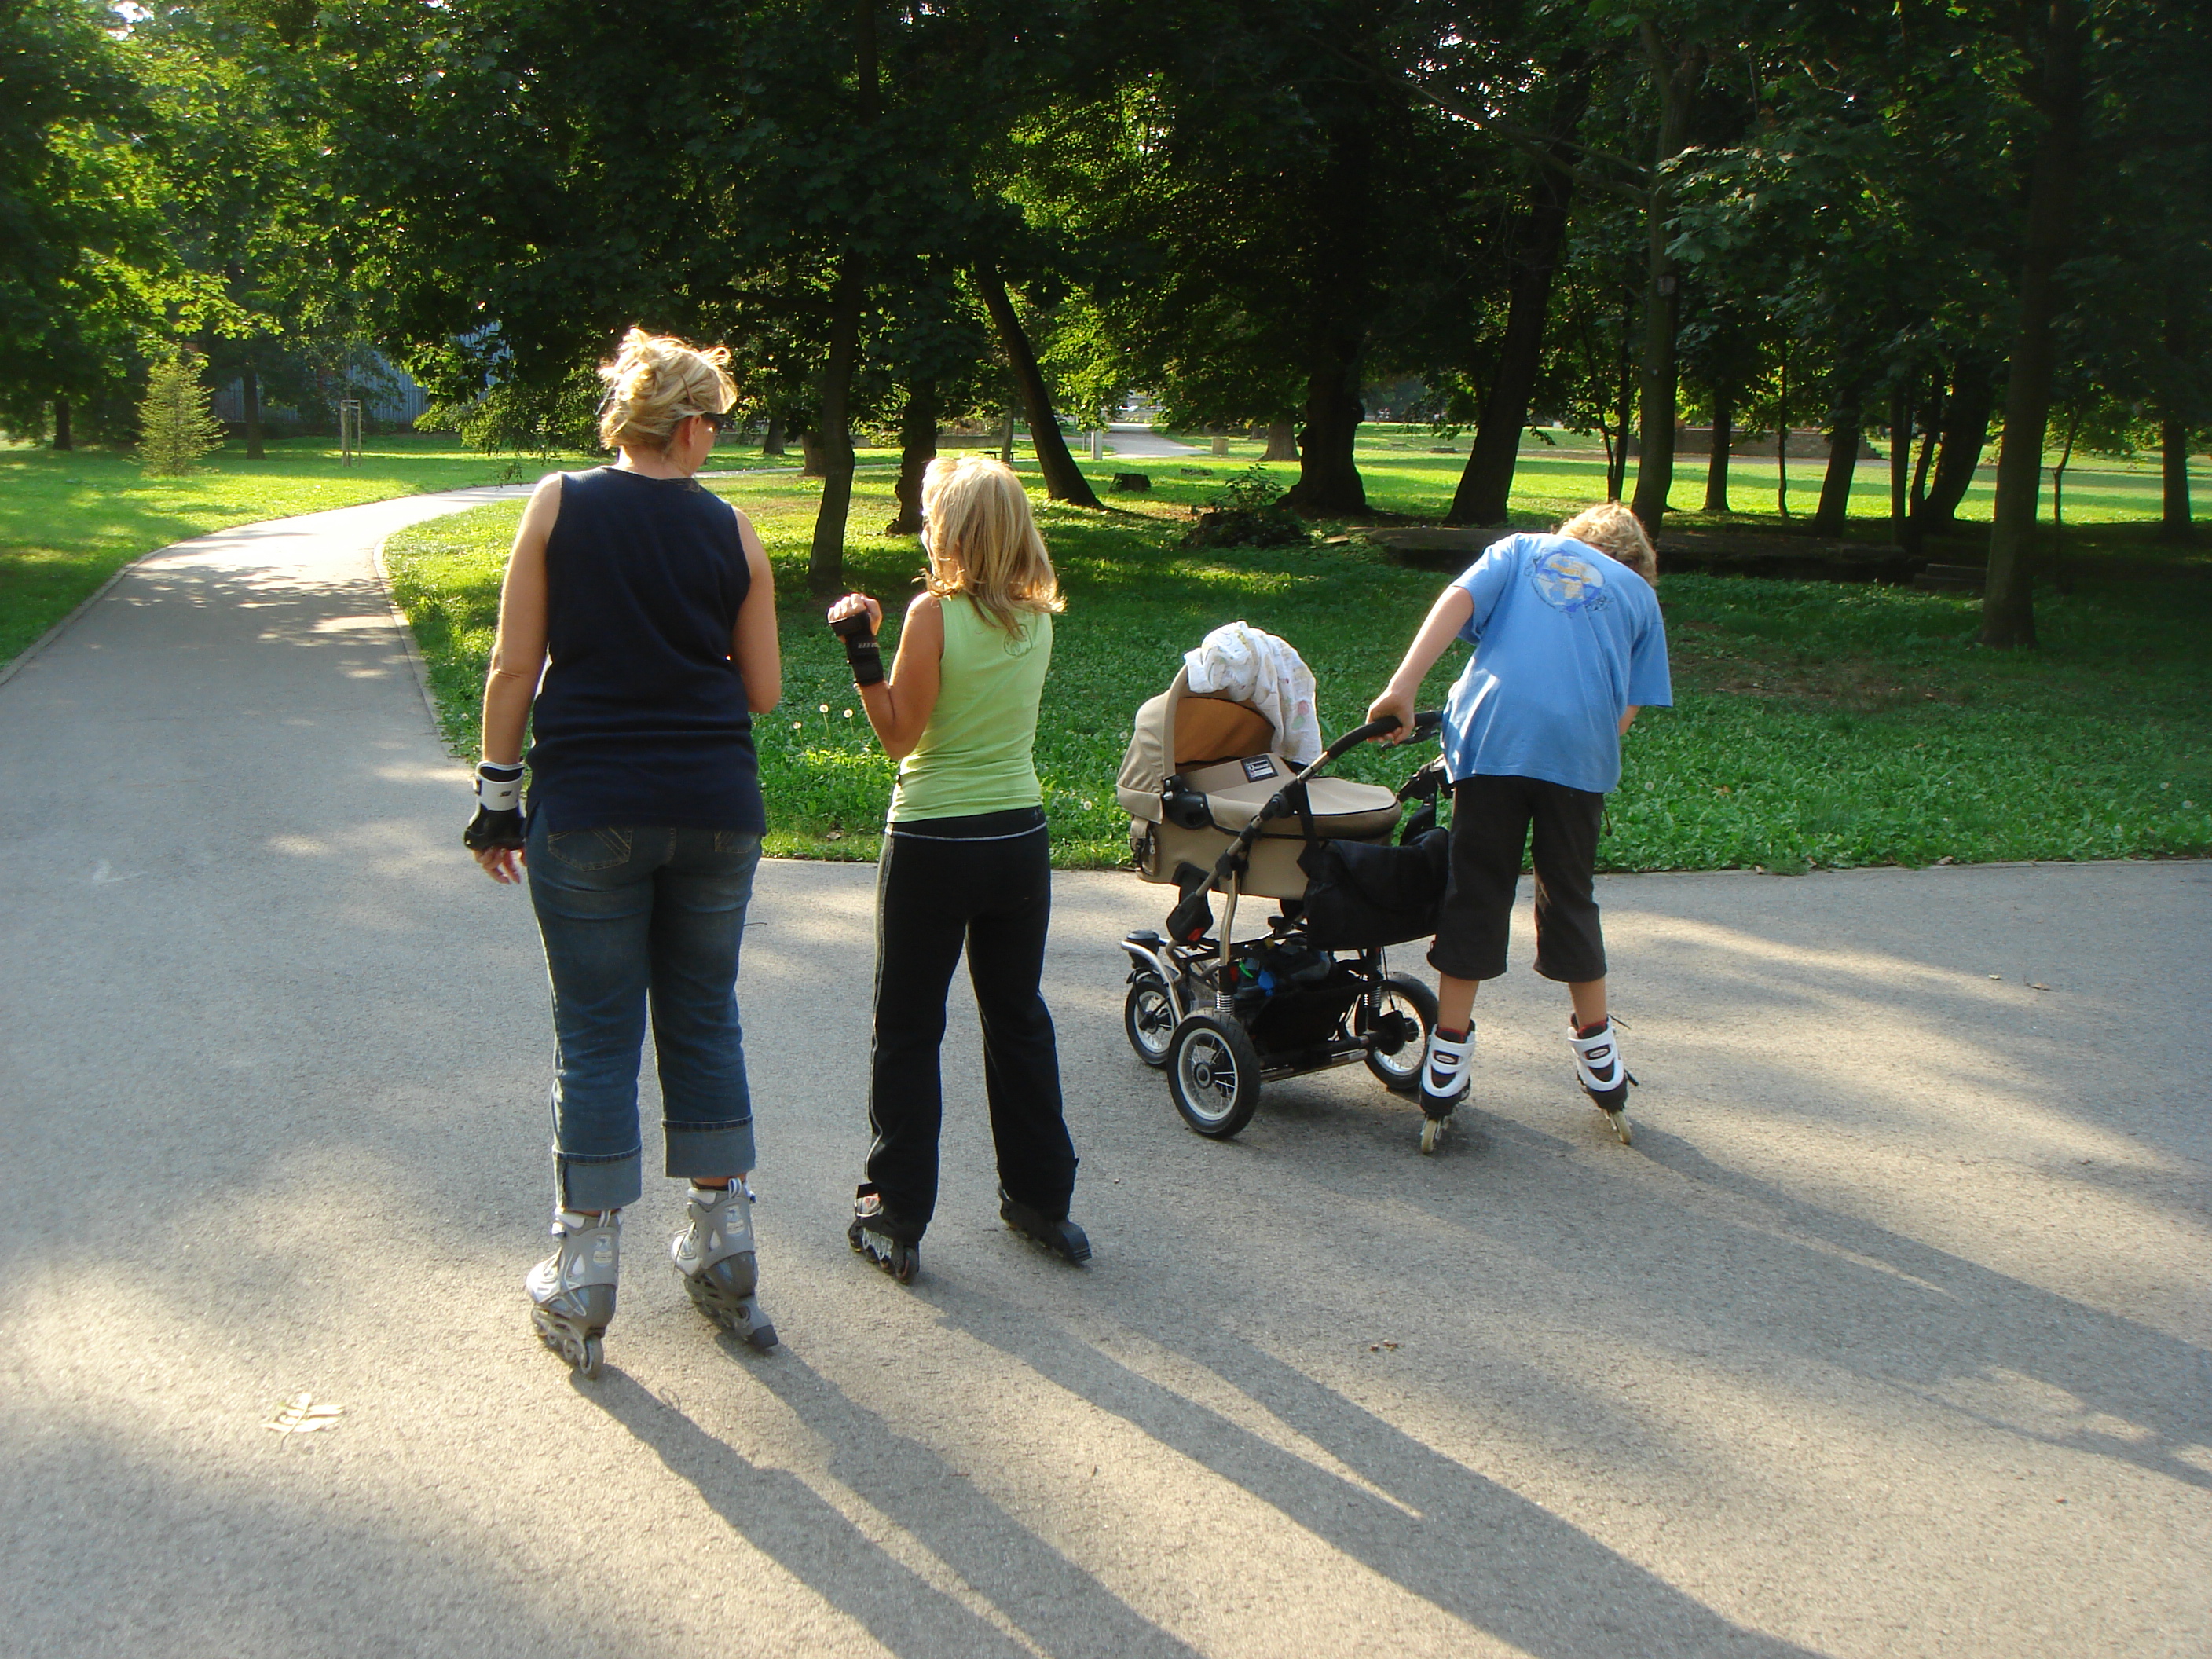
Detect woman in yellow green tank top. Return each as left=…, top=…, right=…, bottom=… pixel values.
left=825, top=456, right=1090, bottom=1281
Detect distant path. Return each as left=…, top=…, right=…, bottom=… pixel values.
left=0, top=489, right=2206, bottom=1656
left=1102, top=423, right=1202, bottom=459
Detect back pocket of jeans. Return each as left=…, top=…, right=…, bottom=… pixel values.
left=546, top=827, right=633, bottom=870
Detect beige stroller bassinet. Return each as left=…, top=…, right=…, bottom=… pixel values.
left=1116, top=668, right=1402, bottom=897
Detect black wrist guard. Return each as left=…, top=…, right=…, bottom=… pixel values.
left=464, top=805, right=526, bottom=851
left=830, top=610, right=884, bottom=687
left=464, top=760, right=527, bottom=851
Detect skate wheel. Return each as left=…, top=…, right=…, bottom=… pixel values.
left=1606, top=1110, right=1633, bottom=1147
left=580, top=1334, right=604, bottom=1380
left=1419, top=1116, right=1444, bottom=1155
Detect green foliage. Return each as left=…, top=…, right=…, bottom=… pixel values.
left=134, top=352, right=227, bottom=475
left=1181, top=466, right=1312, bottom=550
left=382, top=460, right=2210, bottom=872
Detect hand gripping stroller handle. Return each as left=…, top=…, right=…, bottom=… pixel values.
left=1323, top=709, right=1442, bottom=761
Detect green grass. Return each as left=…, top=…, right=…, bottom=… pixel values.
left=383, top=449, right=2212, bottom=872
left=0, top=434, right=809, bottom=662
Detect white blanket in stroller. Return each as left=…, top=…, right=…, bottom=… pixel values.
left=1183, top=623, right=1323, bottom=767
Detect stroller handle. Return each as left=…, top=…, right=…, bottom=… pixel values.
left=1324, top=709, right=1442, bottom=761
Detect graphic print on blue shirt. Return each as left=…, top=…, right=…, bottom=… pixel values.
left=1440, top=533, right=1672, bottom=796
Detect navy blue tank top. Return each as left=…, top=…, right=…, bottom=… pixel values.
left=526, top=467, right=765, bottom=836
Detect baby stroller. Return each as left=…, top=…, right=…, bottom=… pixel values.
left=1115, top=657, right=1454, bottom=1148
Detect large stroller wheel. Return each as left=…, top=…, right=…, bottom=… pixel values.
left=1123, top=974, right=1179, bottom=1068
left=1167, top=1013, right=1263, bottom=1139
left=1363, top=974, right=1438, bottom=1095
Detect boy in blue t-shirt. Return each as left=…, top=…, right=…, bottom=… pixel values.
left=1365, top=503, right=1672, bottom=1149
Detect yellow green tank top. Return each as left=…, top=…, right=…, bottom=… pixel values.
left=888, top=595, right=1053, bottom=822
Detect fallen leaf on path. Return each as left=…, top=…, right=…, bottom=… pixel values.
left=2029, top=983, right=2052, bottom=991
left=264, top=1393, right=344, bottom=1436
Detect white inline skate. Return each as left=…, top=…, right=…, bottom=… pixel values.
left=1569, top=1015, right=1637, bottom=1144
left=672, top=1179, right=777, bottom=1352
left=1416, top=1024, right=1473, bottom=1155
left=527, top=1208, right=621, bottom=1379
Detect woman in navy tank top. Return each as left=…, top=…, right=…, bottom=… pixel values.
left=460, top=329, right=782, bottom=1376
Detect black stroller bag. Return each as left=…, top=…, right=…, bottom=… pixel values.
left=1296, top=827, right=1450, bottom=951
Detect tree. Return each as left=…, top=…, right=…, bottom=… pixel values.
left=137, top=348, right=227, bottom=472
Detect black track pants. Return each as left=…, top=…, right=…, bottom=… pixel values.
left=1427, top=774, right=1608, bottom=984
left=864, top=808, right=1077, bottom=1232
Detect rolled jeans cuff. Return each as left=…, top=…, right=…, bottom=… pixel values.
left=557, top=1147, right=643, bottom=1213
left=664, top=1116, right=756, bottom=1181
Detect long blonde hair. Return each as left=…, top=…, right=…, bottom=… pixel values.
left=921, top=454, right=1064, bottom=634
left=1556, top=501, right=1657, bottom=583
left=595, top=327, right=735, bottom=452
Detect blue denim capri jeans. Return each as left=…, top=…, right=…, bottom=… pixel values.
left=526, top=819, right=762, bottom=1211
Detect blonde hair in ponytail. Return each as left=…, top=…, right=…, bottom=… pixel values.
left=920, top=454, right=1064, bottom=634
left=595, top=327, right=736, bottom=452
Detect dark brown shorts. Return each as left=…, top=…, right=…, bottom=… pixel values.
left=1426, top=774, right=1606, bottom=983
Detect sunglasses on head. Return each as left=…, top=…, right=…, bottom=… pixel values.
left=685, top=409, right=733, bottom=433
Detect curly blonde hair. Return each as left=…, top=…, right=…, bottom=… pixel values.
left=1556, top=501, right=1657, bottom=582
left=921, top=455, right=1064, bottom=634
left=595, top=327, right=736, bottom=452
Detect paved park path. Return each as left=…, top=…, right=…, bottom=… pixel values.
left=2, top=492, right=2207, bottom=1657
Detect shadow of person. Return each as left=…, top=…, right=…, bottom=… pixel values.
left=921, top=1285, right=1828, bottom=1659
left=1627, top=1126, right=2212, bottom=1495
left=578, top=1364, right=1036, bottom=1657
left=738, top=1344, right=1207, bottom=1659
left=580, top=1357, right=1201, bottom=1659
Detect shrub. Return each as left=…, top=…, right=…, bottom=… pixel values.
left=1181, top=465, right=1312, bottom=549
left=136, top=352, right=228, bottom=475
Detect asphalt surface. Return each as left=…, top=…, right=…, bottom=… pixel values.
left=2, top=491, right=2207, bottom=1657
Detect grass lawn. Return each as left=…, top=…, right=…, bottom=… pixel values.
left=0, top=434, right=806, bottom=663
left=383, top=436, right=2212, bottom=872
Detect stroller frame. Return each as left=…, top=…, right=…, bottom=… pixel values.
left=1119, top=710, right=1445, bottom=1139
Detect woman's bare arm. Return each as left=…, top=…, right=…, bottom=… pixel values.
left=730, top=509, right=780, bottom=713
left=481, top=474, right=562, bottom=766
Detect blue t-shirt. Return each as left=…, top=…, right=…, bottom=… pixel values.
left=1440, top=533, right=1672, bottom=795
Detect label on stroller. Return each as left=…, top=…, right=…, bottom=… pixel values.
left=1241, top=756, right=1279, bottom=781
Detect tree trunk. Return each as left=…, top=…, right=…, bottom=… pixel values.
left=1888, top=389, right=1909, bottom=547
left=808, top=264, right=862, bottom=595
left=1262, top=419, right=1298, bottom=462
left=886, top=381, right=936, bottom=535
left=1774, top=350, right=1790, bottom=517
left=1915, top=358, right=1994, bottom=533
left=52, top=395, right=73, bottom=451
left=1628, top=29, right=1701, bottom=534
left=1607, top=298, right=1635, bottom=504
left=1812, top=391, right=1861, bottom=537
left=1983, top=0, right=2086, bottom=649
left=243, top=362, right=265, bottom=459
left=1450, top=57, right=1590, bottom=526
left=1287, top=336, right=1368, bottom=515
left=798, top=427, right=826, bottom=477
left=1703, top=385, right=1731, bottom=513
left=762, top=414, right=786, bottom=456
left=2161, top=415, right=2195, bottom=544
left=1284, top=101, right=1375, bottom=518
left=977, top=269, right=1101, bottom=507
left=2160, top=291, right=2195, bottom=544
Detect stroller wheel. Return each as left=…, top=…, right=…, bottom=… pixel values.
left=1362, top=974, right=1438, bottom=1096
left=1123, top=974, right=1179, bottom=1068
left=1166, top=1013, right=1263, bottom=1139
